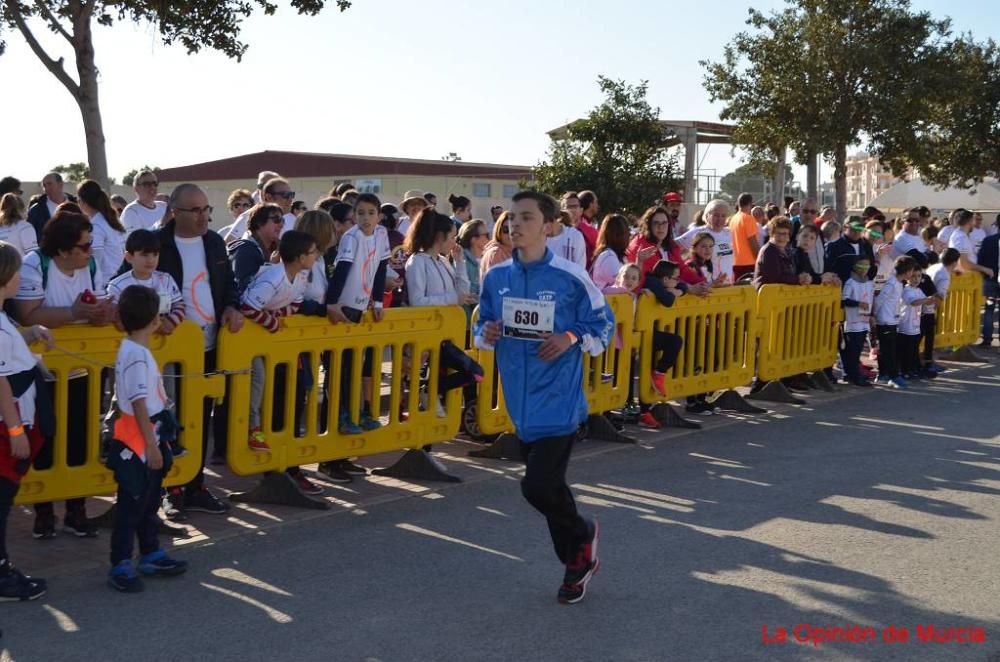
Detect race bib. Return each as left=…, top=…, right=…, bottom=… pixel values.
left=502, top=297, right=555, bottom=341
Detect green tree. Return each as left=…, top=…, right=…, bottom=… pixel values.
left=533, top=77, right=680, bottom=216
left=1, top=1, right=352, bottom=188
left=122, top=165, right=159, bottom=187
left=51, top=161, right=89, bottom=182
left=702, top=0, right=952, bottom=218
left=870, top=37, right=1000, bottom=189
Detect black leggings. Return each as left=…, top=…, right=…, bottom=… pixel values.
left=0, top=479, right=19, bottom=561
left=876, top=325, right=899, bottom=378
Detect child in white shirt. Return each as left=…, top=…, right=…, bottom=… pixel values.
left=840, top=257, right=876, bottom=386
left=897, top=270, right=935, bottom=379
left=872, top=255, right=919, bottom=387
left=239, top=231, right=317, bottom=452
left=105, top=229, right=185, bottom=332
left=107, top=285, right=187, bottom=592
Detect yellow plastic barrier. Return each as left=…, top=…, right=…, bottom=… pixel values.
left=217, top=306, right=467, bottom=475
left=466, top=305, right=516, bottom=437
left=935, top=271, right=983, bottom=348
left=584, top=293, right=635, bottom=413
left=16, top=321, right=224, bottom=505
left=756, top=284, right=843, bottom=381
left=635, top=287, right=758, bottom=403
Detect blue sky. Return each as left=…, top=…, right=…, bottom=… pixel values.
left=2, top=0, right=994, bottom=185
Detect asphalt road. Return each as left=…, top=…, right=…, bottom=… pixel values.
left=1, top=362, right=999, bottom=662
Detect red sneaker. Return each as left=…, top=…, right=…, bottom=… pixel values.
left=293, top=473, right=323, bottom=495
left=638, top=412, right=661, bottom=429
left=248, top=429, right=270, bottom=452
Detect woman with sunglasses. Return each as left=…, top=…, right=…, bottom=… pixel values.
left=479, top=210, right=513, bottom=282
left=13, top=207, right=115, bottom=539
left=219, top=189, right=254, bottom=245
left=227, top=203, right=284, bottom=294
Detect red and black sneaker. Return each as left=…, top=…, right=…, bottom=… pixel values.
left=558, top=518, right=600, bottom=605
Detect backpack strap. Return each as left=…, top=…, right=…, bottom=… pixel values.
left=34, top=251, right=98, bottom=291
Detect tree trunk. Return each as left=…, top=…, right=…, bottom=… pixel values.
left=805, top=148, right=818, bottom=202
left=772, top=145, right=787, bottom=205
left=834, top=143, right=848, bottom=222
left=72, top=7, right=108, bottom=188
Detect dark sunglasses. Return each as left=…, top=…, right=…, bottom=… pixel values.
left=802, top=208, right=817, bottom=214
left=272, top=191, right=296, bottom=200
left=231, top=201, right=252, bottom=209
left=74, top=241, right=93, bottom=251
left=137, top=181, right=158, bottom=188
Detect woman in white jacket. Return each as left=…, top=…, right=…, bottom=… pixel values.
left=404, top=208, right=482, bottom=416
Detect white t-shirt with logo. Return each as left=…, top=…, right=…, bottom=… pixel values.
left=115, top=338, right=167, bottom=417
left=15, top=250, right=94, bottom=306
left=842, top=277, right=875, bottom=333
left=175, top=236, right=217, bottom=349
left=0, top=312, right=38, bottom=425
left=546, top=225, right=586, bottom=269
left=676, top=226, right=735, bottom=282
left=0, top=220, right=38, bottom=256
left=90, top=211, right=126, bottom=292
left=334, top=225, right=391, bottom=310
left=948, top=229, right=973, bottom=259
left=241, top=264, right=307, bottom=312
left=121, top=200, right=166, bottom=235
left=105, top=270, right=182, bottom=315
left=891, top=231, right=925, bottom=258
left=898, top=285, right=924, bottom=335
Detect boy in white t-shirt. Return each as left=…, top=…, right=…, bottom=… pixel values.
left=897, top=268, right=935, bottom=380
left=921, top=248, right=960, bottom=376
left=546, top=214, right=587, bottom=270
left=872, top=255, right=919, bottom=388
left=107, top=285, right=187, bottom=593
left=326, top=193, right=391, bottom=435
left=0, top=242, right=52, bottom=601
left=239, top=230, right=317, bottom=452
left=840, top=257, right=876, bottom=387
left=106, top=229, right=185, bottom=331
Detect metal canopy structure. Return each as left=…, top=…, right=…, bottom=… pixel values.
left=546, top=119, right=734, bottom=203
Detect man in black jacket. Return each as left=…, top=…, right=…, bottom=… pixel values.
left=156, top=183, right=244, bottom=519
left=825, top=216, right=877, bottom=283
left=26, top=173, right=76, bottom=239
left=977, top=214, right=1000, bottom=347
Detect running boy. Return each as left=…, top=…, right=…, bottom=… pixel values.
left=0, top=242, right=51, bottom=601
left=475, top=191, right=614, bottom=605
left=239, top=230, right=317, bottom=451
left=107, top=285, right=187, bottom=592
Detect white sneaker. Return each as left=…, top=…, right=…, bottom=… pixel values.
left=436, top=401, right=447, bottom=418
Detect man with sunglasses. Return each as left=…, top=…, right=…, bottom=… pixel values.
left=155, top=183, right=243, bottom=519
left=120, top=170, right=167, bottom=235
left=259, top=178, right=297, bottom=238
left=892, top=208, right=926, bottom=258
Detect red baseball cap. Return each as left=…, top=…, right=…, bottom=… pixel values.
left=662, top=192, right=683, bottom=203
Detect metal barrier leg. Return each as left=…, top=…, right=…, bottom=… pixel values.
left=747, top=381, right=806, bottom=405
left=807, top=371, right=836, bottom=392
left=586, top=414, right=636, bottom=444
left=372, top=449, right=462, bottom=482
left=468, top=433, right=523, bottom=461
left=229, top=472, right=330, bottom=510
left=651, top=403, right=702, bottom=429
left=941, top=345, right=990, bottom=363
left=709, top=389, right=767, bottom=414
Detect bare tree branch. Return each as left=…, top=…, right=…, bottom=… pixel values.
left=33, top=0, right=73, bottom=45
left=4, top=0, right=80, bottom=96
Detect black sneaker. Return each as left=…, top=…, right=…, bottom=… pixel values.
left=318, top=462, right=353, bottom=484
left=169, top=440, right=187, bottom=459
left=338, top=459, right=368, bottom=475
left=63, top=511, right=98, bottom=538
left=685, top=401, right=715, bottom=415
left=32, top=515, right=56, bottom=540
left=162, top=488, right=187, bottom=522
left=558, top=519, right=600, bottom=605
left=183, top=487, right=229, bottom=514
left=137, top=549, right=188, bottom=576
left=0, top=567, right=47, bottom=602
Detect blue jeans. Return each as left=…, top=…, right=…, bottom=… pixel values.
left=982, top=279, right=1000, bottom=343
